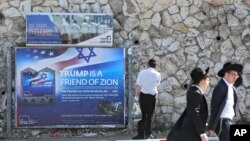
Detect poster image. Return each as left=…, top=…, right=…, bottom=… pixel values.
left=21, top=67, right=55, bottom=105
left=26, top=13, right=113, bottom=46
left=15, top=47, right=125, bottom=128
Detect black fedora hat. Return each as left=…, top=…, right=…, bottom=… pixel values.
left=190, top=67, right=210, bottom=84
left=217, top=62, right=243, bottom=77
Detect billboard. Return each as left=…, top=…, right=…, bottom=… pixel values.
left=15, top=47, right=125, bottom=128
left=26, top=13, right=113, bottom=46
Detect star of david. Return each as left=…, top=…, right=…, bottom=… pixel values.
left=40, top=73, right=47, bottom=80
left=76, top=48, right=96, bottom=63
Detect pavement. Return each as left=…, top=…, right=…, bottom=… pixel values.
left=1, top=132, right=219, bottom=141
left=1, top=132, right=167, bottom=141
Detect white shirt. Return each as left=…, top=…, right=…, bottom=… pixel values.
left=98, top=24, right=108, bottom=34
left=220, top=78, right=235, bottom=120
left=61, top=20, right=69, bottom=35
left=135, top=68, right=161, bottom=95
left=81, top=22, right=90, bottom=34
left=71, top=23, right=81, bottom=39
left=89, top=22, right=98, bottom=34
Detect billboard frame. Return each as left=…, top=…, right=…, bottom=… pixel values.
left=15, top=46, right=125, bottom=128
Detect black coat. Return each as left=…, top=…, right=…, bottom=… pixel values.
left=167, top=86, right=208, bottom=141
left=207, top=79, right=238, bottom=134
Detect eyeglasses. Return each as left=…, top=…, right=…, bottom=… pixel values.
left=228, top=72, right=239, bottom=78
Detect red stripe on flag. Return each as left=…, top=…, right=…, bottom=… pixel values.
left=51, top=56, right=81, bottom=71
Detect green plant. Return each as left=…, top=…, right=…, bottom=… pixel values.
left=153, top=120, right=166, bottom=133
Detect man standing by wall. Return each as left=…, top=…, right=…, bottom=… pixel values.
left=208, top=62, right=243, bottom=141
left=133, top=59, right=161, bottom=139
left=60, top=17, right=70, bottom=44
left=71, top=20, right=81, bottom=44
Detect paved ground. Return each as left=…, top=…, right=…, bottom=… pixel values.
left=1, top=132, right=167, bottom=141
left=1, top=133, right=219, bottom=141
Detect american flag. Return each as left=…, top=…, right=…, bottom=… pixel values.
left=18, top=47, right=97, bottom=72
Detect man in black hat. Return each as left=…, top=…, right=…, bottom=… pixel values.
left=208, top=62, right=243, bottom=141
left=132, top=59, right=161, bottom=139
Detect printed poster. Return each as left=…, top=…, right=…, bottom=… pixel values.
left=26, top=13, right=113, bottom=46
left=15, top=47, right=125, bottom=128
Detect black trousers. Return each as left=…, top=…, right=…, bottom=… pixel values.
left=137, top=93, right=156, bottom=137
left=218, top=118, right=231, bottom=141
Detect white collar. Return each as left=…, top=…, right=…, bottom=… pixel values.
left=193, top=85, right=205, bottom=95
left=223, top=78, right=234, bottom=87
left=148, top=67, right=155, bottom=70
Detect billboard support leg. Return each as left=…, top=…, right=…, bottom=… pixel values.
left=127, top=47, right=133, bottom=131
left=6, top=46, right=12, bottom=137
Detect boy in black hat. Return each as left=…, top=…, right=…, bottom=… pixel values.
left=167, top=67, right=210, bottom=141
left=208, top=62, right=243, bottom=141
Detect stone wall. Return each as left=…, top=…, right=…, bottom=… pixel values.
left=0, top=0, right=250, bottom=137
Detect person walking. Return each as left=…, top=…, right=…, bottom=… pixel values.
left=167, top=67, right=210, bottom=141
left=207, top=62, right=243, bottom=141
left=133, top=59, right=161, bottom=140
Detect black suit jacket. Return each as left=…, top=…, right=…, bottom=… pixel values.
left=207, top=79, right=238, bottom=133
left=167, top=86, right=208, bottom=141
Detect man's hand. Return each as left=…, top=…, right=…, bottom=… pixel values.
left=207, top=130, right=216, bottom=137
left=200, top=135, right=208, bottom=141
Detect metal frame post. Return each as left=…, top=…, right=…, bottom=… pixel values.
left=6, top=46, right=12, bottom=137
left=127, top=47, right=133, bottom=130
